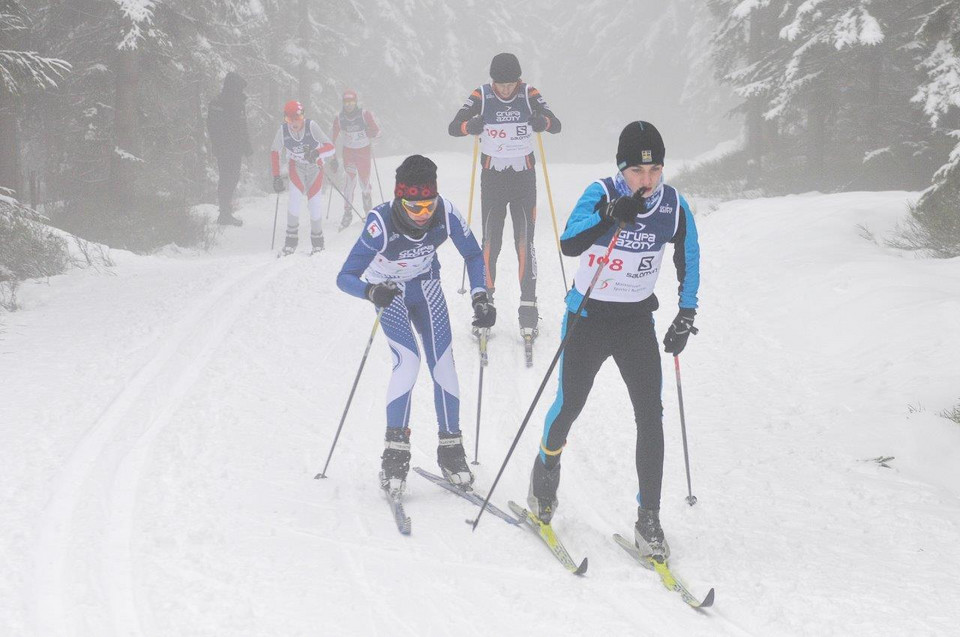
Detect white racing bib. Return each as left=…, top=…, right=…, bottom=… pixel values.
left=573, top=183, right=680, bottom=303
left=479, top=83, right=535, bottom=159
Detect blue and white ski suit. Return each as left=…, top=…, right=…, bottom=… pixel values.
left=337, top=198, right=486, bottom=433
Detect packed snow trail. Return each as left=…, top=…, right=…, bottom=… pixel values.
left=2, top=154, right=959, bottom=636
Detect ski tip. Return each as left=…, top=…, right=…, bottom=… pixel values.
left=700, top=587, right=715, bottom=608
left=574, top=557, right=588, bottom=576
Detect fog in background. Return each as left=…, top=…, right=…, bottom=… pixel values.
left=260, top=0, right=736, bottom=164
left=2, top=0, right=958, bottom=259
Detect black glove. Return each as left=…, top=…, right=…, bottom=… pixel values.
left=663, top=308, right=697, bottom=355
left=326, top=156, right=340, bottom=173
left=272, top=176, right=285, bottom=193
left=304, top=147, right=320, bottom=164
left=465, top=115, right=484, bottom=135
left=603, top=194, right=644, bottom=225
left=471, top=291, right=496, bottom=328
left=530, top=112, right=549, bottom=133
left=366, top=282, right=401, bottom=308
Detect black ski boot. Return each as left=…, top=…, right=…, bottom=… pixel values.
left=634, top=507, right=670, bottom=561
left=310, top=232, right=324, bottom=255
left=281, top=232, right=297, bottom=256
left=339, top=210, right=353, bottom=231
left=436, top=432, right=474, bottom=487
left=526, top=457, right=560, bottom=523
left=519, top=301, right=539, bottom=340
left=380, top=428, right=411, bottom=497
left=217, top=212, right=243, bottom=226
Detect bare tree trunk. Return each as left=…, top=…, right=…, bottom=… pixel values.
left=0, top=90, right=23, bottom=197
left=745, top=10, right=766, bottom=183
left=193, top=77, right=205, bottom=200
left=297, top=0, right=311, bottom=111
left=113, top=48, right=140, bottom=206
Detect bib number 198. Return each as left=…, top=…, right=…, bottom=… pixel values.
left=587, top=254, right=623, bottom=271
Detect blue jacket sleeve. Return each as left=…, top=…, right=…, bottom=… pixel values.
left=672, top=195, right=700, bottom=310
left=446, top=203, right=486, bottom=295
left=337, top=212, right=386, bottom=299
left=560, top=181, right=615, bottom=256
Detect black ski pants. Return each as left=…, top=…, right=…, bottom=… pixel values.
left=539, top=309, right=665, bottom=510
left=217, top=154, right=242, bottom=216
left=479, top=167, right=537, bottom=305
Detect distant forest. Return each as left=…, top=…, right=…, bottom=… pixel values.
left=1, top=0, right=958, bottom=260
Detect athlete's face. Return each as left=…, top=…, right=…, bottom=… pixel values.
left=621, top=164, right=663, bottom=196
left=401, top=197, right=439, bottom=227
left=343, top=99, right=357, bottom=113
left=285, top=114, right=304, bottom=133
left=492, top=81, right=520, bottom=99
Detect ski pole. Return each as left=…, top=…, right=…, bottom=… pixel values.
left=674, top=353, right=699, bottom=506
left=471, top=327, right=489, bottom=465
left=270, top=191, right=280, bottom=251
left=471, top=222, right=625, bottom=530
left=325, top=181, right=333, bottom=220
left=537, top=133, right=568, bottom=291
left=458, top=136, right=480, bottom=294
left=324, top=166, right=366, bottom=223
left=371, top=144, right=385, bottom=203
left=315, top=307, right=385, bottom=479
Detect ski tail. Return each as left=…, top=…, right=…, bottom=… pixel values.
left=383, top=488, right=411, bottom=535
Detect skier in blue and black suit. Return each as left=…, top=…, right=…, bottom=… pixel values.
left=526, top=122, right=700, bottom=561
left=337, top=155, right=496, bottom=497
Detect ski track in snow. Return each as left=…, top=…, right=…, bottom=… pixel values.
left=33, top=256, right=297, bottom=636
left=5, top=155, right=960, bottom=636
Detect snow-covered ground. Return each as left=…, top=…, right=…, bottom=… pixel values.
left=2, top=151, right=959, bottom=636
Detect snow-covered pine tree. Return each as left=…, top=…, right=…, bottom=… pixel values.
left=0, top=0, right=70, bottom=197
left=905, top=1, right=960, bottom=257
left=703, top=0, right=952, bottom=194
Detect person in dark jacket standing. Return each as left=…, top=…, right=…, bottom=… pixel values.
left=207, top=72, right=253, bottom=226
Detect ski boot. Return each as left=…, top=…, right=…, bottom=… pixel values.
left=472, top=290, right=495, bottom=339
left=339, top=209, right=353, bottom=231
left=526, top=457, right=560, bottom=523
left=280, top=233, right=297, bottom=256
left=310, top=232, right=324, bottom=255
left=437, top=432, right=474, bottom=487
left=519, top=301, right=540, bottom=340
left=380, top=427, right=411, bottom=497
left=634, top=507, right=670, bottom=561
left=362, top=192, right=373, bottom=212
left=217, top=212, right=243, bottom=226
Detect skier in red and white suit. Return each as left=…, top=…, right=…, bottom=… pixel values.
left=330, top=89, right=382, bottom=230
left=270, top=100, right=336, bottom=255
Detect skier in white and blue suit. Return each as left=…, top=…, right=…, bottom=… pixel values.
left=526, top=122, right=700, bottom=561
left=337, top=155, right=496, bottom=496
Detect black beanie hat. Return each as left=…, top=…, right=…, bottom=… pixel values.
left=616, top=121, right=665, bottom=170
left=490, top=53, right=521, bottom=83
left=394, top=155, right=438, bottom=200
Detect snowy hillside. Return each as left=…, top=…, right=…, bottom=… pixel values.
left=2, top=153, right=959, bottom=636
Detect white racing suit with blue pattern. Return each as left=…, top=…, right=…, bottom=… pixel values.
left=337, top=198, right=485, bottom=434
